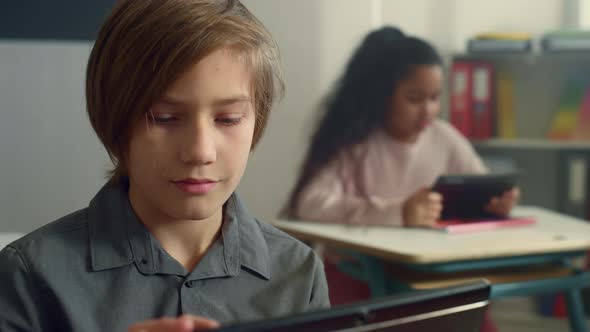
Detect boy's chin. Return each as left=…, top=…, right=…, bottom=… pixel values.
left=181, top=209, right=221, bottom=222
left=163, top=203, right=223, bottom=222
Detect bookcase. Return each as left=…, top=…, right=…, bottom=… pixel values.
left=449, top=52, right=590, bottom=218
left=452, top=52, right=590, bottom=316
left=451, top=52, right=590, bottom=139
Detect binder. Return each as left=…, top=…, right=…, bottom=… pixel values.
left=572, top=85, right=590, bottom=140
left=495, top=70, right=516, bottom=138
left=470, top=62, right=495, bottom=139
left=558, top=152, right=589, bottom=219
left=450, top=61, right=473, bottom=137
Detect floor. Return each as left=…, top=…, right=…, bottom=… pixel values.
left=491, top=297, right=590, bottom=332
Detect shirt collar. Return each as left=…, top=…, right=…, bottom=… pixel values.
left=88, top=181, right=136, bottom=271
left=87, top=182, right=271, bottom=280
left=225, top=193, right=270, bottom=280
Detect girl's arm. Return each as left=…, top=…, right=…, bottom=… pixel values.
left=293, top=156, right=405, bottom=226
left=445, top=125, right=488, bottom=175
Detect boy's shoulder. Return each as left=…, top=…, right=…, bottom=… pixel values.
left=4, top=208, right=89, bottom=257
left=250, top=218, right=322, bottom=268
left=256, top=218, right=302, bottom=241
left=254, top=218, right=316, bottom=255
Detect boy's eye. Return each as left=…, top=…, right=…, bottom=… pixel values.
left=216, top=116, right=242, bottom=126
left=150, top=113, right=177, bottom=124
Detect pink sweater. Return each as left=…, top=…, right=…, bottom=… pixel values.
left=294, top=119, right=487, bottom=226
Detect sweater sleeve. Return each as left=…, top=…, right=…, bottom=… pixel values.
left=294, top=149, right=405, bottom=226
left=444, top=123, right=488, bottom=174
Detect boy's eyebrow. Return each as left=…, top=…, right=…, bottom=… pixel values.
left=211, top=95, right=251, bottom=107
left=156, top=96, right=188, bottom=106
left=157, top=95, right=251, bottom=107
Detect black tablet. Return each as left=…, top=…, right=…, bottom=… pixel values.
left=433, top=173, right=519, bottom=220
left=215, top=281, right=490, bottom=332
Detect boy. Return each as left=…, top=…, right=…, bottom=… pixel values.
left=0, top=1, right=329, bottom=331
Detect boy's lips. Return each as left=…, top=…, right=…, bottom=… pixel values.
left=172, top=178, right=218, bottom=194
left=175, top=178, right=216, bottom=184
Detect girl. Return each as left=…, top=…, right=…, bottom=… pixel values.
left=285, top=26, right=519, bottom=229
left=284, top=26, right=518, bottom=332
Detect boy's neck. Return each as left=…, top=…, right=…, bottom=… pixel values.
left=127, top=192, right=224, bottom=272
left=145, top=210, right=223, bottom=272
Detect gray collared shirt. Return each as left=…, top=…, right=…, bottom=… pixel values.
left=0, top=183, right=329, bottom=332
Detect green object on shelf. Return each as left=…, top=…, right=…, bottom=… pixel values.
left=547, top=78, right=589, bottom=139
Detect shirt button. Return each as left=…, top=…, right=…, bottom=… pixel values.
left=140, top=258, right=148, bottom=265
left=184, top=281, right=194, bottom=288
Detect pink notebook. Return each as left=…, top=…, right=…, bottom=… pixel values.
left=432, top=217, right=537, bottom=234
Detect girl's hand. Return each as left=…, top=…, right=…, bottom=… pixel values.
left=128, top=314, right=220, bottom=332
left=402, top=188, right=443, bottom=227
left=484, top=187, right=521, bottom=217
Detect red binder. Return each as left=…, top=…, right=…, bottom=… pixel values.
left=450, top=61, right=474, bottom=137
left=470, top=62, right=495, bottom=139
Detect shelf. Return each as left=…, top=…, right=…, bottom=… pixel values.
left=453, top=52, right=590, bottom=64
left=472, top=138, right=590, bottom=150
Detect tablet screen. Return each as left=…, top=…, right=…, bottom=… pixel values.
left=433, top=173, right=518, bottom=220
left=215, top=281, right=490, bottom=332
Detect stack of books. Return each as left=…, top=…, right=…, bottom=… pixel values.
left=542, top=29, right=590, bottom=52
left=468, top=32, right=532, bottom=53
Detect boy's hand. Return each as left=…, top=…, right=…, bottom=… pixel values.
left=403, top=188, right=442, bottom=227
left=128, top=314, right=220, bottom=332
left=485, top=187, right=520, bottom=217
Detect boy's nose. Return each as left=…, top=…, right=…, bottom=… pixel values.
left=179, top=123, right=217, bottom=165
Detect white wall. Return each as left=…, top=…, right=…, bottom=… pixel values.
left=238, top=0, right=376, bottom=221
left=450, top=0, right=564, bottom=52
left=0, top=0, right=568, bottom=232
left=0, top=41, right=109, bottom=232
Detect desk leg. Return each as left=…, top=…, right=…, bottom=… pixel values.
left=564, top=289, right=588, bottom=332
left=359, top=256, right=388, bottom=298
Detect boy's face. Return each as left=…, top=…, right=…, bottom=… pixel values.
left=126, top=48, right=255, bottom=223
left=385, top=64, right=442, bottom=143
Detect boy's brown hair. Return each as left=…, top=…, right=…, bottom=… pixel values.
left=86, top=0, right=284, bottom=182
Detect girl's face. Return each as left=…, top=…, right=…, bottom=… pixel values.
left=385, top=64, right=443, bottom=143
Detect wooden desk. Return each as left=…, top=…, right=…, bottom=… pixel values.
left=274, top=206, right=590, bottom=264
left=274, top=206, right=590, bottom=332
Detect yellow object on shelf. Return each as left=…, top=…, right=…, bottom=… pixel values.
left=548, top=110, right=578, bottom=140
left=474, top=32, right=532, bottom=41
left=496, top=71, right=516, bottom=139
